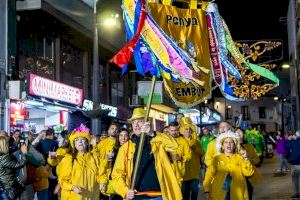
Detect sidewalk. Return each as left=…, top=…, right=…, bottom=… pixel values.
left=253, top=156, right=292, bottom=200
left=198, top=156, right=292, bottom=200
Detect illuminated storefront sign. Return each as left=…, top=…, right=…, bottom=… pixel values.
left=29, top=74, right=83, bottom=106
left=100, top=104, right=117, bottom=117
left=10, top=102, right=26, bottom=127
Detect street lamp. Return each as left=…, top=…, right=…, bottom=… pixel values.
left=92, top=0, right=101, bottom=135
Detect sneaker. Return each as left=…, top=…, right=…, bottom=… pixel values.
left=291, top=193, right=300, bottom=199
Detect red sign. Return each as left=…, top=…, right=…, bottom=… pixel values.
left=29, top=74, right=83, bottom=106
left=10, top=102, right=26, bottom=127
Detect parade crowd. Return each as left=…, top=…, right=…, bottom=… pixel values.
left=0, top=107, right=300, bottom=200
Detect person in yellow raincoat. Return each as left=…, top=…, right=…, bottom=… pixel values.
left=236, top=128, right=262, bottom=200
left=204, top=121, right=232, bottom=167
left=179, top=119, right=204, bottom=200
left=58, top=124, right=104, bottom=200
left=166, top=122, right=191, bottom=186
left=111, top=108, right=182, bottom=200
left=203, top=131, right=254, bottom=200
left=95, top=123, right=119, bottom=198
left=47, top=131, right=71, bottom=196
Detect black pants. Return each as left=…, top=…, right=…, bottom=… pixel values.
left=246, top=178, right=253, bottom=200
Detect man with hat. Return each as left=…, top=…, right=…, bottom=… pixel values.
left=111, top=107, right=182, bottom=200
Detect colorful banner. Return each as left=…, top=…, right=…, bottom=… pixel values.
left=147, top=3, right=211, bottom=108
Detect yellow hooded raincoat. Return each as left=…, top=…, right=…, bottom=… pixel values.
left=171, top=136, right=191, bottom=184
left=111, top=133, right=182, bottom=200
left=203, top=153, right=254, bottom=200
left=58, top=151, right=104, bottom=200
left=183, top=133, right=204, bottom=181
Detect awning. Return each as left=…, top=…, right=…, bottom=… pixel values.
left=150, top=104, right=176, bottom=114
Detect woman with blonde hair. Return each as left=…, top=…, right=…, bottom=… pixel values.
left=0, top=136, right=28, bottom=199
left=203, top=131, right=254, bottom=200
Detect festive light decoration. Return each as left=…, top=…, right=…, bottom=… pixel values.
left=228, top=40, right=281, bottom=99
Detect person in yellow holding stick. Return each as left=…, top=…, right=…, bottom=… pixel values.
left=95, top=123, right=119, bottom=198
left=179, top=117, right=204, bottom=200
left=58, top=124, right=104, bottom=200
left=203, top=131, right=254, bottom=200
left=111, top=107, right=182, bottom=200
left=166, top=122, right=191, bottom=186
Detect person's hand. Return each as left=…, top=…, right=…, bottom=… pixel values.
left=126, top=189, right=135, bottom=200
left=91, top=137, right=97, bottom=147
left=205, top=192, right=210, bottom=200
left=72, top=186, right=82, bottom=194
left=99, top=183, right=107, bottom=192
left=20, top=144, right=28, bottom=154
left=49, top=151, right=56, bottom=159
left=239, top=149, right=248, bottom=159
left=141, top=122, right=151, bottom=133
left=106, top=152, right=114, bottom=162
left=170, top=153, right=182, bottom=162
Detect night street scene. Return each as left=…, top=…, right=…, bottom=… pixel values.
left=0, top=0, right=298, bottom=199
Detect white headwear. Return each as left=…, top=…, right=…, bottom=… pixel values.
left=216, top=130, right=240, bottom=153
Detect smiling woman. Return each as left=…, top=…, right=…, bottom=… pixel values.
left=58, top=124, right=105, bottom=200
left=203, top=131, right=255, bottom=200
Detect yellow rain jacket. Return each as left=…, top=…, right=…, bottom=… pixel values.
left=242, top=143, right=262, bottom=186
left=203, top=154, right=254, bottom=200
left=183, top=135, right=204, bottom=181
left=58, top=152, right=103, bottom=200
left=47, top=147, right=68, bottom=176
left=111, top=133, right=182, bottom=200
left=96, top=137, right=117, bottom=185
left=171, top=136, right=191, bottom=184
left=204, top=139, right=217, bottom=167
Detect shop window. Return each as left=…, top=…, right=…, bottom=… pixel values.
left=111, top=82, right=124, bottom=106
left=61, top=41, right=83, bottom=87
left=241, top=106, right=250, bottom=120
left=225, top=107, right=232, bottom=119
left=18, top=35, right=54, bottom=79
left=259, top=107, right=266, bottom=119
left=111, top=71, right=124, bottom=106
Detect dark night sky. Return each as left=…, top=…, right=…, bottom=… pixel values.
left=215, top=0, right=289, bottom=41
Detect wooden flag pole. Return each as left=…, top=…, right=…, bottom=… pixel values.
left=130, top=75, right=156, bottom=189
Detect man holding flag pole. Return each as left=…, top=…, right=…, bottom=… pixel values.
left=111, top=107, right=182, bottom=200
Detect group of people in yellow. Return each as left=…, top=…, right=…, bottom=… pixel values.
left=46, top=107, right=261, bottom=200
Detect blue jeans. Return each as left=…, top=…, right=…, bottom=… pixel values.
left=0, top=192, right=9, bottom=200
left=279, top=154, right=288, bottom=172
left=135, top=197, right=162, bottom=200
left=37, top=189, right=48, bottom=200
left=292, top=165, right=300, bottom=195
left=182, top=179, right=199, bottom=200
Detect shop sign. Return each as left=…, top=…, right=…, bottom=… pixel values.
left=29, top=74, right=83, bottom=106
left=149, top=109, right=168, bottom=122
left=138, top=81, right=163, bottom=104
left=10, top=101, right=26, bottom=127
left=82, top=99, right=94, bottom=111
left=100, top=104, right=117, bottom=117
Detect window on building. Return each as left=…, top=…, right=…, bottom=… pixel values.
left=61, top=41, right=83, bottom=88
left=259, top=107, right=266, bottom=119
left=111, top=71, right=124, bottom=106
left=241, top=106, right=250, bottom=120
left=225, top=106, right=232, bottom=119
